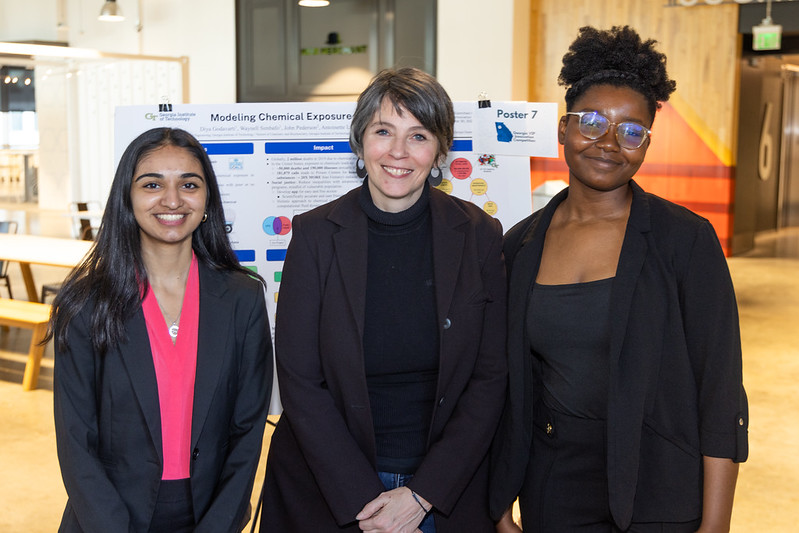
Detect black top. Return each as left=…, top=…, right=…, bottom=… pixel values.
left=360, top=182, right=439, bottom=474
left=527, top=277, right=612, bottom=419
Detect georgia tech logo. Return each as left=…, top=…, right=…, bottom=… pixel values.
left=144, top=113, right=158, bottom=121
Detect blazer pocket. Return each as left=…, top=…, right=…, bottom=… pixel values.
left=642, top=417, right=699, bottom=457
left=634, top=421, right=702, bottom=522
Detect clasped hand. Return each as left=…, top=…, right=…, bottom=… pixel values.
left=356, top=486, right=428, bottom=533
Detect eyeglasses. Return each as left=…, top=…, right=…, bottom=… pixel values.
left=566, top=111, right=652, bottom=150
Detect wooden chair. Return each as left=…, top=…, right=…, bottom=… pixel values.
left=71, top=201, right=102, bottom=241
left=0, top=220, right=19, bottom=299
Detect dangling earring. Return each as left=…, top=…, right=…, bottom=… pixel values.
left=355, top=158, right=368, bottom=179
left=427, top=166, right=442, bottom=187
left=202, top=213, right=208, bottom=223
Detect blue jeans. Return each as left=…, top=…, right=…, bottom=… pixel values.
left=377, top=471, right=436, bottom=533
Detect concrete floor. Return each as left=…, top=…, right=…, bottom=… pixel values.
left=1, top=203, right=798, bottom=531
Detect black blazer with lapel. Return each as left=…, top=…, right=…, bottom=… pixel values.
left=489, top=181, right=748, bottom=529
left=54, top=264, right=272, bottom=533
left=260, top=185, right=508, bottom=532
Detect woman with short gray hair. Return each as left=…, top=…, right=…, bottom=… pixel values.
left=260, top=67, right=508, bottom=533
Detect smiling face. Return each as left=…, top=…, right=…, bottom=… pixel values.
left=559, top=84, right=653, bottom=194
left=130, top=144, right=207, bottom=252
left=361, top=97, right=439, bottom=213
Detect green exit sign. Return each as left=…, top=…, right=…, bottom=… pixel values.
left=753, top=23, right=782, bottom=51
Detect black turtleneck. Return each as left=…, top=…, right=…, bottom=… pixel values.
left=360, top=181, right=439, bottom=474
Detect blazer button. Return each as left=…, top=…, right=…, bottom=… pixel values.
left=443, top=318, right=451, bottom=330
left=192, top=448, right=200, bottom=460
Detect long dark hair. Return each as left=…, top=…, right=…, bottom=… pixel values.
left=47, top=127, right=262, bottom=355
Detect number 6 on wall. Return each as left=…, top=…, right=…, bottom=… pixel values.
left=759, top=101, right=774, bottom=182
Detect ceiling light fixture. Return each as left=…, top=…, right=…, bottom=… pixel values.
left=98, top=0, right=125, bottom=22
left=298, top=0, right=330, bottom=7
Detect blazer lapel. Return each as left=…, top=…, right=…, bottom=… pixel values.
left=118, top=308, right=163, bottom=464
left=606, top=180, right=652, bottom=529
left=329, top=189, right=369, bottom=340
left=505, top=189, right=564, bottom=445
left=430, top=189, right=467, bottom=329
left=192, top=265, right=231, bottom=447
left=506, top=191, right=564, bottom=323
left=607, top=185, right=649, bottom=368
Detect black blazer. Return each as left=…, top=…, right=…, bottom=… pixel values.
left=489, top=181, right=748, bottom=529
left=54, top=264, right=272, bottom=533
left=260, top=185, right=508, bottom=532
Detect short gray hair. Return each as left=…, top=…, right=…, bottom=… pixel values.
left=349, top=67, right=454, bottom=165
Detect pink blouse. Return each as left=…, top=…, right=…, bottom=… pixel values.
left=141, top=254, right=200, bottom=480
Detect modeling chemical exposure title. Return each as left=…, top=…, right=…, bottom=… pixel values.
left=210, top=112, right=354, bottom=123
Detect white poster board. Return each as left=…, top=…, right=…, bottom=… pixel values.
left=115, top=101, right=538, bottom=413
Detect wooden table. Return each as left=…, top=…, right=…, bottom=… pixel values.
left=0, top=234, right=93, bottom=301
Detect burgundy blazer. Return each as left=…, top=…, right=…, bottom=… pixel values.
left=261, top=185, right=508, bottom=532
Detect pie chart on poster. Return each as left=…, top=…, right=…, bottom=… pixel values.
left=263, top=216, right=292, bottom=236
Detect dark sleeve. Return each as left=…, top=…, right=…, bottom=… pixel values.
left=53, top=310, right=136, bottom=533
left=407, top=215, right=509, bottom=514
left=273, top=216, right=385, bottom=526
left=195, top=281, right=273, bottom=533
left=679, top=221, right=748, bottom=462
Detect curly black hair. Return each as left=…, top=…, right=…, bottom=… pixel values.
left=559, top=26, right=676, bottom=118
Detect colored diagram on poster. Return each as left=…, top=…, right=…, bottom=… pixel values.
left=263, top=216, right=292, bottom=236
left=436, top=150, right=528, bottom=229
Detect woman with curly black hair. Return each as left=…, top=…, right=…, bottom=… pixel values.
left=489, top=26, right=747, bottom=532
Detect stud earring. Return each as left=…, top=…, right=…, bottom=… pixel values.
left=427, top=167, right=442, bottom=187
left=355, top=158, right=368, bottom=179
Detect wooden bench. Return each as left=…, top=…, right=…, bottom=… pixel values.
left=0, top=298, right=52, bottom=391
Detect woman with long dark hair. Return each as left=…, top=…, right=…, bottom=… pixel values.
left=50, top=127, right=272, bottom=532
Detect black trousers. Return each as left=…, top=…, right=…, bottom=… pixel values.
left=518, top=400, right=701, bottom=533
left=148, top=478, right=195, bottom=533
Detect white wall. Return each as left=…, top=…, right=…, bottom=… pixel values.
left=0, top=0, right=236, bottom=105
left=437, top=0, right=517, bottom=101
left=1, top=0, right=237, bottom=208
left=34, top=70, right=73, bottom=209
left=65, top=0, right=236, bottom=104
left=0, top=0, right=61, bottom=43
